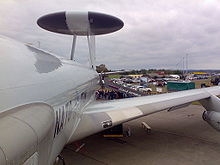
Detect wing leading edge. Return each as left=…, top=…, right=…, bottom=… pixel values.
left=69, top=86, right=220, bottom=142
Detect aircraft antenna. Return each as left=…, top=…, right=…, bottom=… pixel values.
left=37, top=11, right=124, bottom=70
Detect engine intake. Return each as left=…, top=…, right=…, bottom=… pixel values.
left=202, top=111, right=220, bottom=131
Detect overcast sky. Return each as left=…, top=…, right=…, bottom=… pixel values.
left=0, top=0, right=220, bottom=70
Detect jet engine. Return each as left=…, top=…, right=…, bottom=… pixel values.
left=199, top=95, right=220, bottom=131
left=202, top=111, right=220, bottom=131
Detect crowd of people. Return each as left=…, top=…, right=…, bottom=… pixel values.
left=96, top=89, right=131, bottom=100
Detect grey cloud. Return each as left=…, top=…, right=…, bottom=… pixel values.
left=0, top=0, right=220, bottom=70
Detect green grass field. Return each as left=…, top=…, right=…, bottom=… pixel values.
left=192, top=79, right=213, bottom=88
left=108, top=74, right=121, bottom=79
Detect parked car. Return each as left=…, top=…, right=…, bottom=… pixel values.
left=211, top=76, right=220, bottom=85
left=136, top=86, right=152, bottom=92
left=141, top=88, right=152, bottom=92
left=156, top=81, right=166, bottom=87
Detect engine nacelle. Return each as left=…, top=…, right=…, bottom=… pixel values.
left=202, top=111, right=220, bottom=131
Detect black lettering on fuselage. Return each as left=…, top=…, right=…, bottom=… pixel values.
left=53, top=77, right=98, bottom=138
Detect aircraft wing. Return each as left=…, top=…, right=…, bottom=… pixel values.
left=71, top=86, right=220, bottom=142
left=99, top=70, right=130, bottom=75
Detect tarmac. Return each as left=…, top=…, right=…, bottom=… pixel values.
left=55, top=105, right=220, bottom=165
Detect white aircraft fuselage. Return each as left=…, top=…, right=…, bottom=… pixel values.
left=0, top=36, right=99, bottom=164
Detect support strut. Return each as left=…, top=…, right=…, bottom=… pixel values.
left=70, top=35, right=77, bottom=60
left=87, top=34, right=96, bottom=70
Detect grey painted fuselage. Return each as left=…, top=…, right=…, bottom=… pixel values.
left=0, top=36, right=99, bottom=164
